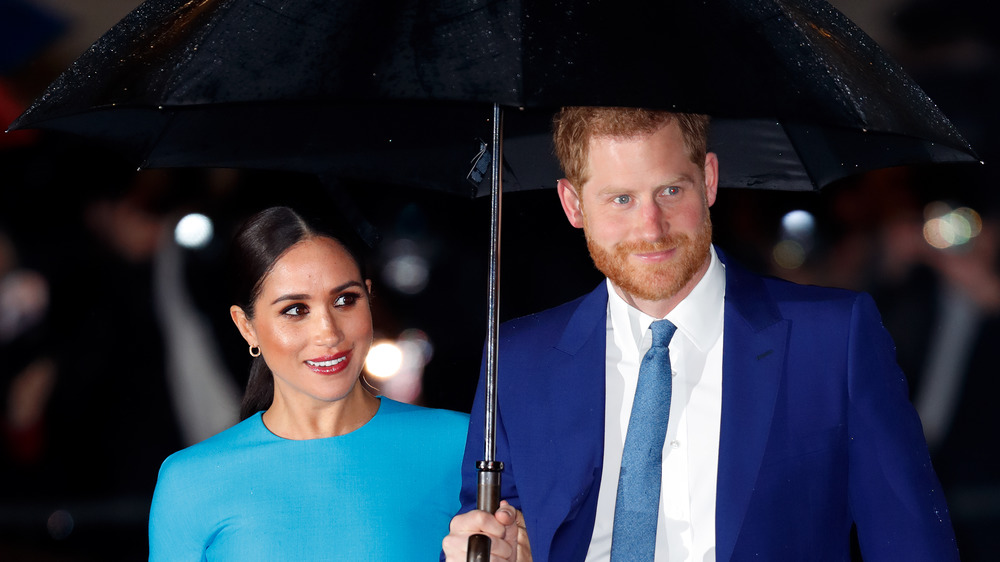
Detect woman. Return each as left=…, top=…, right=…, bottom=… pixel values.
left=148, top=206, right=468, bottom=560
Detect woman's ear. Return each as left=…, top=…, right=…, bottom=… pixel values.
left=230, top=305, right=257, bottom=346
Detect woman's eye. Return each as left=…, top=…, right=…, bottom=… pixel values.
left=613, top=194, right=631, bottom=205
left=334, top=292, right=361, bottom=307
left=282, top=304, right=307, bottom=316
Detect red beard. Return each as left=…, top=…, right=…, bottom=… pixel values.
left=586, top=215, right=713, bottom=302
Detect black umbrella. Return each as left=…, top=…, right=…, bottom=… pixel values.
left=7, top=0, right=977, bottom=192
left=7, top=0, right=979, bottom=557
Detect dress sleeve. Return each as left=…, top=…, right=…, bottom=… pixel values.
left=148, top=454, right=210, bottom=561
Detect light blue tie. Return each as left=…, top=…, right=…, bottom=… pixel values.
left=610, top=319, right=676, bottom=561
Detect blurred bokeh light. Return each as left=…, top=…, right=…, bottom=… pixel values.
left=773, top=209, right=816, bottom=270
left=382, top=239, right=431, bottom=295
left=365, top=340, right=403, bottom=378
left=923, top=202, right=982, bottom=249
left=173, top=213, right=214, bottom=249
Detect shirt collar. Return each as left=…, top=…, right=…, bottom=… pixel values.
left=607, top=244, right=726, bottom=353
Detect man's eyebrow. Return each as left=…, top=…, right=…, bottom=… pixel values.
left=655, top=173, right=696, bottom=187
left=270, top=281, right=364, bottom=305
left=595, top=174, right=696, bottom=193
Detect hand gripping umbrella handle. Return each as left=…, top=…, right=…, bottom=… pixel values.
left=467, top=460, right=504, bottom=561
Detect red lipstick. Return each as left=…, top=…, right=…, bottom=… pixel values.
left=304, top=350, right=352, bottom=375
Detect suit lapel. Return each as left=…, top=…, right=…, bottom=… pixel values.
left=714, top=252, right=789, bottom=562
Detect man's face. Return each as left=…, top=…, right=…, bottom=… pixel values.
left=557, top=119, right=718, bottom=311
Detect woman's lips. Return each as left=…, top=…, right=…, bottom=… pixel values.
left=305, top=350, right=351, bottom=375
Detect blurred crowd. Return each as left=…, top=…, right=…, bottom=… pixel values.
left=2, top=0, right=999, bottom=560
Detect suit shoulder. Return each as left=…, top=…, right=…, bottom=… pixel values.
left=722, top=250, right=882, bottom=331
left=753, top=275, right=886, bottom=331
left=723, top=251, right=862, bottom=311
left=759, top=273, right=863, bottom=305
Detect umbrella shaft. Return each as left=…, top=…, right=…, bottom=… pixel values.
left=469, top=104, right=504, bottom=562
left=484, top=102, right=503, bottom=462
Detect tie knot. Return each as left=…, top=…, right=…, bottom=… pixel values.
left=650, top=319, right=676, bottom=348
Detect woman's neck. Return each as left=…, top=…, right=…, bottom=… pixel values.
left=262, top=385, right=380, bottom=440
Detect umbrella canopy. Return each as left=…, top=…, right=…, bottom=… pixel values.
left=8, top=0, right=978, bottom=194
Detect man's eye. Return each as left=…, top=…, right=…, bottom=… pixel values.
left=665, top=186, right=681, bottom=196
left=335, top=292, right=361, bottom=307
left=613, top=195, right=631, bottom=205
left=282, top=304, right=307, bottom=316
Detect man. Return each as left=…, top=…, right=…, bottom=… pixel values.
left=442, top=107, right=958, bottom=561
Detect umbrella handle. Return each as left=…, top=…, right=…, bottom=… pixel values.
left=467, top=460, right=503, bottom=562
left=466, top=534, right=491, bottom=562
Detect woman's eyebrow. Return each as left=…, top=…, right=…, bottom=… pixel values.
left=270, top=280, right=364, bottom=305
left=329, top=280, right=365, bottom=294
left=271, top=293, right=309, bottom=305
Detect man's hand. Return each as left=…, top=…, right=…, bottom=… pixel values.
left=442, top=501, right=532, bottom=561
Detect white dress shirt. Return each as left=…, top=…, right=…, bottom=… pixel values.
left=586, top=245, right=726, bottom=562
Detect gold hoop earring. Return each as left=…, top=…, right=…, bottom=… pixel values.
left=249, top=345, right=261, bottom=357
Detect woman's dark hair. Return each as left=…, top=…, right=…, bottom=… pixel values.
left=229, top=206, right=368, bottom=420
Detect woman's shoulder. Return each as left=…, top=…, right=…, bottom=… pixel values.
left=377, top=397, right=469, bottom=424
left=371, top=399, right=468, bottom=471
left=374, top=398, right=469, bottom=444
left=158, top=413, right=266, bottom=474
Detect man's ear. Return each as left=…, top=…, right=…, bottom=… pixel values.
left=230, top=305, right=257, bottom=346
left=557, top=179, right=585, bottom=229
left=704, top=152, right=719, bottom=207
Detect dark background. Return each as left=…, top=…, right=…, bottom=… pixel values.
left=1, top=0, right=999, bottom=560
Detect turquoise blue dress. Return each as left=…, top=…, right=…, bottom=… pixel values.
left=148, top=398, right=468, bottom=561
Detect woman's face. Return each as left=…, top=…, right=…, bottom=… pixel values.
left=233, top=237, right=373, bottom=410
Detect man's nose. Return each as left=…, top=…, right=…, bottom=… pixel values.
left=637, top=201, right=668, bottom=241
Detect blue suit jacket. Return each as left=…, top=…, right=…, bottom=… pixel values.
left=458, top=249, right=958, bottom=561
